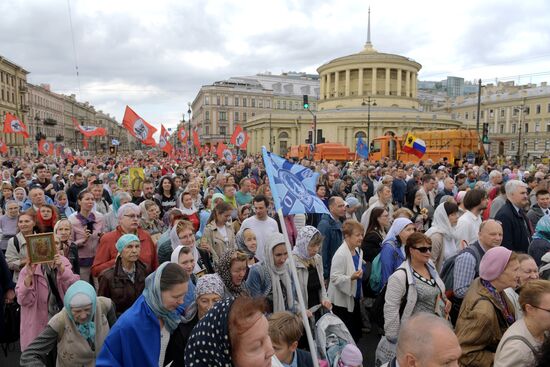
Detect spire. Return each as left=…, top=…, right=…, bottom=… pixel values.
left=363, top=6, right=376, bottom=52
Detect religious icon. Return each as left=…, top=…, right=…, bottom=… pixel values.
left=26, top=232, right=56, bottom=264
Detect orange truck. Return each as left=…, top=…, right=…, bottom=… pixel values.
left=369, top=129, right=484, bottom=163
left=287, top=143, right=355, bottom=161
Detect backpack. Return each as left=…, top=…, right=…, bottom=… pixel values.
left=370, top=268, right=408, bottom=330
left=0, top=302, right=21, bottom=356
left=439, top=242, right=483, bottom=292
left=369, top=240, right=403, bottom=294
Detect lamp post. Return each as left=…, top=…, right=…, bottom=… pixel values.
left=362, top=96, right=377, bottom=150
left=187, top=102, right=192, bottom=154
left=514, top=104, right=526, bottom=165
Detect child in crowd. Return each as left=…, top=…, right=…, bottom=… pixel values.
left=268, top=311, right=314, bottom=367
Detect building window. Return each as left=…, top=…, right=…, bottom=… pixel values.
left=500, top=109, right=505, bottom=117
left=481, top=111, right=485, bottom=118
left=266, top=99, right=271, bottom=108
left=219, top=111, right=227, bottom=121
left=511, top=141, right=515, bottom=151
left=204, top=96, right=209, bottom=105
left=216, top=96, right=220, bottom=105
left=205, top=111, right=210, bottom=121
left=546, top=140, right=550, bottom=150
left=251, top=112, right=255, bottom=117
left=499, top=124, right=504, bottom=134
left=283, top=101, right=287, bottom=109
left=536, top=104, right=541, bottom=114
left=219, top=126, right=226, bottom=135
left=243, top=112, right=247, bottom=121
left=251, top=98, right=256, bottom=107
left=235, top=97, right=239, bottom=106
left=525, top=123, right=529, bottom=133
left=258, top=99, right=263, bottom=108
left=547, top=122, right=550, bottom=132
left=277, top=101, right=280, bottom=109
left=547, top=103, right=550, bottom=113
left=205, top=125, right=209, bottom=135
left=511, top=124, right=516, bottom=134
left=243, top=98, right=247, bottom=107
left=465, top=112, right=469, bottom=119
left=234, top=112, right=239, bottom=121
left=536, top=122, right=540, bottom=132
left=489, top=109, right=494, bottom=118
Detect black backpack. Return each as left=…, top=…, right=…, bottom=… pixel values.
left=439, top=242, right=484, bottom=292
left=370, top=268, right=409, bottom=331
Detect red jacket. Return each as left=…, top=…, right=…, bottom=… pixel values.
left=91, top=227, right=158, bottom=278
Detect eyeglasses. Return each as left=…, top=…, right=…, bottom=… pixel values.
left=532, top=305, right=550, bottom=313
left=124, top=214, right=141, bottom=220
left=412, top=246, right=432, bottom=253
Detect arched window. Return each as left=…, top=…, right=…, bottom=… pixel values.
left=278, top=131, right=289, bottom=139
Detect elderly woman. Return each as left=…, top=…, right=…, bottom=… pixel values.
left=54, top=219, right=80, bottom=275
left=247, top=232, right=296, bottom=313
left=495, top=279, right=550, bottom=367
left=14, top=186, right=27, bottom=211
left=293, top=226, right=331, bottom=315
left=216, top=249, right=249, bottom=298
left=0, top=200, right=19, bottom=254
left=184, top=297, right=276, bottom=366
left=68, top=190, right=105, bottom=283
left=504, top=254, right=539, bottom=319
left=97, top=234, right=147, bottom=317
left=425, top=201, right=460, bottom=271
left=5, top=212, right=36, bottom=281
left=103, top=191, right=132, bottom=233
left=15, top=249, right=79, bottom=351
left=96, top=263, right=190, bottom=366
left=178, top=192, right=200, bottom=232
left=164, top=274, right=224, bottom=365
left=455, top=247, right=519, bottom=367
left=376, top=232, right=450, bottom=365
left=378, top=218, right=416, bottom=291
left=328, top=220, right=365, bottom=342
left=91, top=203, right=158, bottom=278
left=139, top=200, right=166, bottom=243
left=200, top=201, right=236, bottom=264
left=20, top=281, right=116, bottom=366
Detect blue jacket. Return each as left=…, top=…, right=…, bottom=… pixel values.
left=96, top=295, right=162, bottom=367
left=318, top=214, right=343, bottom=279
left=21, top=195, right=54, bottom=211
left=392, top=178, right=407, bottom=206
left=379, top=239, right=406, bottom=287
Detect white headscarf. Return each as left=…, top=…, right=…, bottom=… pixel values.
left=425, top=202, right=459, bottom=259
left=169, top=224, right=201, bottom=273
left=262, top=232, right=294, bottom=312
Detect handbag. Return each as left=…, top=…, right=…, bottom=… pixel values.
left=0, top=301, right=20, bottom=356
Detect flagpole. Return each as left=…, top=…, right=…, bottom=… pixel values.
left=277, top=208, right=320, bottom=367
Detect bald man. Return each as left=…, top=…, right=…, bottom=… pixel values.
left=380, top=313, right=461, bottom=367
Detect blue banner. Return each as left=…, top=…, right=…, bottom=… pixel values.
left=356, top=136, right=369, bottom=159
left=262, top=147, right=330, bottom=216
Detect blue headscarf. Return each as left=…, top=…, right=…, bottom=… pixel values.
left=142, top=262, right=182, bottom=333
left=112, top=192, right=126, bottom=216
left=116, top=233, right=140, bottom=253
left=64, top=280, right=97, bottom=342
left=534, top=216, right=550, bottom=242
left=382, top=217, right=413, bottom=247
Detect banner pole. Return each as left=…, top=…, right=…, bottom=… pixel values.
left=277, top=208, right=320, bottom=367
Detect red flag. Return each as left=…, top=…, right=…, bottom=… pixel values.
left=56, top=145, right=62, bottom=157
left=216, top=142, right=234, bottom=163
left=159, top=124, right=174, bottom=156
left=0, top=140, right=7, bottom=154
left=122, top=106, right=157, bottom=146
left=38, top=139, right=54, bottom=155
left=230, top=124, right=249, bottom=149
left=3, top=113, right=29, bottom=138
left=72, top=117, right=107, bottom=137
left=83, top=137, right=89, bottom=149
left=177, top=126, right=188, bottom=143
left=192, top=129, right=201, bottom=149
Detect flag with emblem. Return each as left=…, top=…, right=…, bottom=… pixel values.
left=72, top=117, right=107, bottom=137
left=38, top=139, right=54, bottom=155
left=402, top=133, right=426, bottom=158
left=356, top=136, right=369, bottom=159
left=3, top=113, right=29, bottom=138
left=122, top=106, right=157, bottom=146
left=230, top=125, right=249, bottom=149
left=216, top=142, right=234, bottom=162
left=159, top=124, right=174, bottom=156
left=0, top=139, right=7, bottom=154
left=177, top=126, right=188, bottom=143
left=262, top=147, right=330, bottom=216
left=192, top=129, right=201, bottom=150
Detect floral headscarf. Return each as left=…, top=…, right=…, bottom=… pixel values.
left=292, top=226, right=320, bottom=261
left=216, top=250, right=248, bottom=297
left=235, top=223, right=255, bottom=259
left=534, top=215, right=550, bottom=242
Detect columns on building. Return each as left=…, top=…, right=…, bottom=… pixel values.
left=358, top=68, right=364, bottom=96
left=334, top=72, right=340, bottom=97
left=372, top=67, right=377, bottom=95
left=406, top=71, right=411, bottom=98
left=326, top=73, right=331, bottom=98
left=345, top=69, right=350, bottom=97
left=397, top=68, right=402, bottom=96
left=385, top=68, right=390, bottom=96
left=320, top=75, right=325, bottom=100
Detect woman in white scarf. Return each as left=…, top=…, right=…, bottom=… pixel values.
left=169, top=222, right=203, bottom=274
left=246, top=232, right=295, bottom=313
left=425, top=200, right=460, bottom=272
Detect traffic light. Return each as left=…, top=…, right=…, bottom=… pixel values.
left=482, top=122, right=489, bottom=144
left=303, top=95, right=309, bottom=109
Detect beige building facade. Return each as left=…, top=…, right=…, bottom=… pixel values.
left=0, top=56, right=29, bottom=156
left=27, top=83, right=65, bottom=148
left=244, top=40, right=462, bottom=156
left=436, top=82, right=550, bottom=162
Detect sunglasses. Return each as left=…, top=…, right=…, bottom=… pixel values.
left=412, top=246, right=432, bottom=253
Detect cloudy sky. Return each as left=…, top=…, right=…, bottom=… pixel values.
left=2, top=0, right=550, bottom=133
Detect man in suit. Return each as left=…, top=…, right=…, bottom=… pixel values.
left=495, top=180, right=532, bottom=253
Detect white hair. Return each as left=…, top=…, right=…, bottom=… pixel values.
left=489, top=170, right=502, bottom=180
left=505, top=180, right=527, bottom=196
left=117, top=203, right=140, bottom=220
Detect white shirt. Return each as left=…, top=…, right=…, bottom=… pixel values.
left=240, top=215, right=279, bottom=262
left=456, top=210, right=482, bottom=245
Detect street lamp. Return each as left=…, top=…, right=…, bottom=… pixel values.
left=513, top=104, right=526, bottom=165
left=362, top=96, right=377, bottom=150
left=187, top=102, right=192, bottom=153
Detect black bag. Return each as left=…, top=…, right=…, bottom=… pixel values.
left=370, top=268, right=408, bottom=331
left=439, top=242, right=483, bottom=292
left=0, top=301, right=20, bottom=344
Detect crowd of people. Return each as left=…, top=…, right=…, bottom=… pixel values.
left=0, top=152, right=549, bottom=366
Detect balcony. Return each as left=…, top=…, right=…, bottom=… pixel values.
left=56, top=135, right=64, bottom=142
left=19, top=85, right=28, bottom=93
left=21, top=104, right=30, bottom=113
left=44, top=118, right=57, bottom=126
left=201, top=134, right=228, bottom=140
